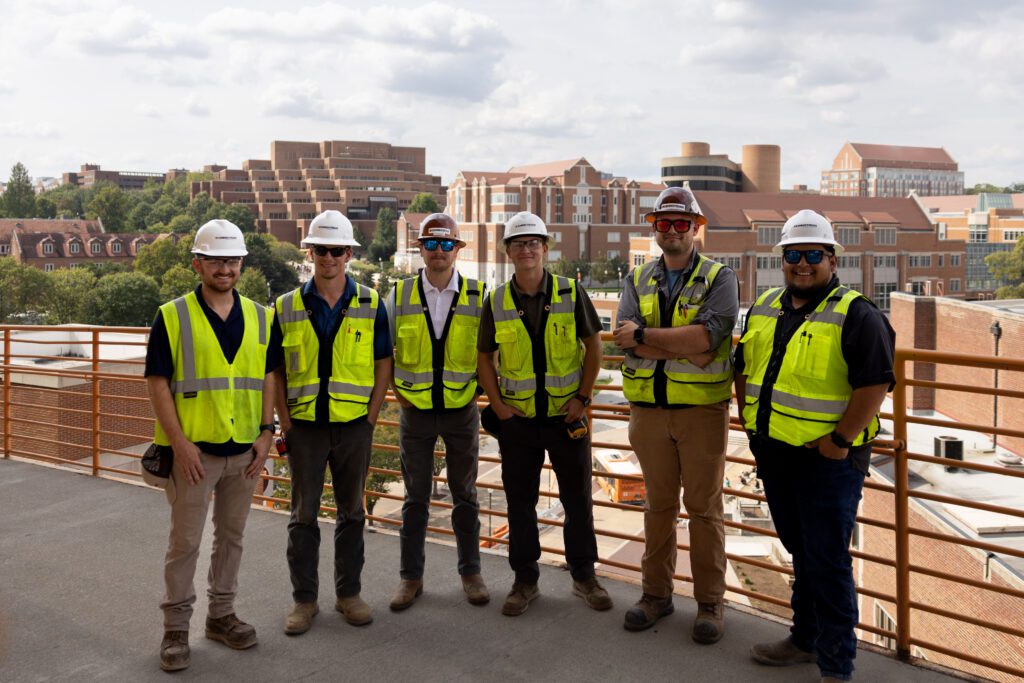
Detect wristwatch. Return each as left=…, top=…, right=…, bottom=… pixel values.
left=633, top=325, right=646, bottom=345
left=829, top=430, right=853, bottom=449
left=575, top=394, right=592, bottom=407
left=259, top=423, right=276, bottom=435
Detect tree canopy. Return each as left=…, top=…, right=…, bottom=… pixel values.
left=83, top=272, right=162, bottom=327
left=368, top=206, right=397, bottom=263
left=986, top=235, right=1024, bottom=298
left=406, top=192, right=441, bottom=214
left=2, top=162, right=36, bottom=218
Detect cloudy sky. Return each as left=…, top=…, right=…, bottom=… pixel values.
left=1, top=0, right=1022, bottom=190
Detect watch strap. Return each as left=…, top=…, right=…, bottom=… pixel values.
left=259, top=423, right=276, bottom=434
left=829, top=430, right=853, bottom=449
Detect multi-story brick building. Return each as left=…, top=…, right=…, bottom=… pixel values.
left=820, top=143, right=964, bottom=197
left=660, top=141, right=781, bottom=193
left=915, top=192, right=1024, bottom=297
left=62, top=164, right=172, bottom=191
left=628, top=192, right=966, bottom=311
left=0, top=218, right=103, bottom=257
left=1, top=218, right=169, bottom=272
left=190, top=140, right=446, bottom=246
left=439, top=157, right=662, bottom=293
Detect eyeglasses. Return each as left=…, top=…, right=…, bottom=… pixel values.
left=198, top=256, right=242, bottom=267
left=508, top=238, right=544, bottom=251
left=653, top=218, right=693, bottom=233
left=313, top=245, right=350, bottom=257
left=422, top=239, right=457, bottom=252
left=782, top=249, right=828, bottom=265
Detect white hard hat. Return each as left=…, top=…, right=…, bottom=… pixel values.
left=774, top=209, right=845, bottom=256
left=191, top=219, right=248, bottom=257
left=502, top=211, right=548, bottom=243
left=302, top=210, right=360, bottom=247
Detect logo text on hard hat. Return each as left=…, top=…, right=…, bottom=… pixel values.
left=215, top=236, right=235, bottom=240
left=321, top=225, right=339, bottom=230
left=427, top=228, right=451, bottom=236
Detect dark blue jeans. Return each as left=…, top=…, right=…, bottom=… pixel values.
left=751, top=437, right=866, bottom=682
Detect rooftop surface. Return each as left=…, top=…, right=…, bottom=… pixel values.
left=0, top=458, right=959, bottom=682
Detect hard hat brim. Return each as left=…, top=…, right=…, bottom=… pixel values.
left=191, top=246, right=249, bottom=257
left=773, top=237, right=845, bottom=256
left=301, top=235, right=361, bottom=247
left=643, top=209, right=707, bottom=227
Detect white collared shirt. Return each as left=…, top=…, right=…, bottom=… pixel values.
left=420, top=269, right=460, bottom=338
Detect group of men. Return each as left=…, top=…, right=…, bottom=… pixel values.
left=146, top=186, right=894, bottom=683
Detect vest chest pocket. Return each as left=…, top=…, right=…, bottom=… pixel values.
left=739, top=327, right=765, bottom=378
left=793, top=332, right=832, bottom=380
left=341, top=322, right=372, bottom=365
left=550, top=322, right=578, bottom=361
left=396, top=324, right=421, bottom=366
left=282, top=333, right=306, bottom=374
left=447, top=318, right=479, bottom=367
left=496, top=328, right=525, bottom=373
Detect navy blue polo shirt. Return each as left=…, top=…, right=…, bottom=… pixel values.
left=268, top=275, right=392, bottom=423
left=145, top=286, right=274, bottom=456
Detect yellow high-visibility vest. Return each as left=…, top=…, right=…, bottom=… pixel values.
left=154, top=291, right=270, bottom=446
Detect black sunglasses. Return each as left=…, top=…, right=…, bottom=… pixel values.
left=313, top=245, right=350, bottom=257
left=782, top=249, right=827, bottom=265
left=422, top=239, right=456, bottom=252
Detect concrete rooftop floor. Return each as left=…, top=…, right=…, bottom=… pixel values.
left=0, top=458, right=963, bottom=682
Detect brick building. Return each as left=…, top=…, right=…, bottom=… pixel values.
left=190, top=140, right=446, bottom=247
left=820, top=143, right=964, bottom=197
left=62, top=164, right=172, bottom=191
left=628, top=192, right=966, bottom=311
left=10, top=230, right=169, bottom=272
left=916, top=192, right=1024, bottom=297
left=0, top=218, right=103, bottom=257
left=660, top=141, right=782, bottom=193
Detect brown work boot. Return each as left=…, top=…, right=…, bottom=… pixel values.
left=205, top=613, right=257, bottom=649
left=623, top=593, right=674, bottom=631
left=159, top=630, right=189, bottom=672
left=283, top=601, right=319, bottom=635
left=335, top=594, right=373, bottom=625
left=750, top=637, right=817, bottom=666
left=501, top=581, right=539, bottom=616
left=692, top=601, right=724, bottom=644
left=572, top=575, right=613, bottom=611
left=389, top=579, right=424, bottom=611
left=462, top=573, right=490, bottom=606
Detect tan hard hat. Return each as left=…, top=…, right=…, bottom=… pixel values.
left=417, top=213, right=465, bottom=246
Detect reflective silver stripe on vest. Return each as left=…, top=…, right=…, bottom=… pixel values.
left=545, top=367, right=581, bottom=388
left=549, top=276, right=574, bottom=313
left=171, top=377, right=231, bottom=393
left=443, top=369, right=476, bottom=383
left=810, top=310, right=846, bottom=326
left=492, top=285, right=518, bottom=322
left=327, top=381, right=374, bottom=398
left=173, top=297, right=196, bottom=386
left=394, top=367, right=434, bottom=384
left=255, top=304, right=267, bottom=345
left=664, top=358, right=732, bottom=376
left=770, top=388, right=849, bottom=416
left=500, top=375, right=537, bottom=392
left=278, top=291, right=308, bottom=324
left=395, top=278, right=423, bottom=316
left=234, top=377, right=265, bottom=391
left=634, top=262, right=658, bottom=295
left=622, top=354, right=657, bottom=372
left=287, top=384, right=319, bottom=401
left=746, top=383, right=761, bottom=400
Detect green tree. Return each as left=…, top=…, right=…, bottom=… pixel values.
left=146, top=196, right=184, bottom=228
left=45, top=268, right=97, bottom=324
left=159, top=264, right=199, bottom=301
left=81, top=262, right=131, bottom=278
left=591, top=256, right=628, bottom=285
left=221, top=203, right=256, bottom=232
left=1007, top=182, right=1024, bottom=194
left=242, top=233, right=299, bottom=298
left=35, top=195, right=57, bottom=219
left=368, top=207, right=397, bottom=263
left=237, top=267, right=270, bottom=304
left=135, top=237, right=186, bottom=284
left=86, top=183, right=129, bottom=232
left=986, top=236, right=1024, bottom=298
left=165, top=214, right=197, bottom=234
left=271, top=239, right=304, bottom=265
left=0, top=259, right=50, bottom=321
left=2, top=162, right=36, bottom=218
left=128, top=202, right=152, bottom=231
left=406, top=192, right=441, bottom=214
left=83, top=272, right=161, bottom=326
left=966, top=183, right=1007, bottom=195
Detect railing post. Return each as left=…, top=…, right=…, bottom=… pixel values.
left=91, top=328, right=100, bottom=477
left=892, top=351, right=911, bottom=660
left=3, top=327, right=10, bottom=459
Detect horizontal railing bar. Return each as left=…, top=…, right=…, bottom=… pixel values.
left=908, top=600, right=1024, bottom=640
left=903, top=377, right=1024, bottom=400
left=907, top=636, right=1024, bottom=679
left=909, top=563, right=1024, bottom=600
left=909, top=527, right=1024, bottom=560
left=905, top=451, right=1024, bottom=479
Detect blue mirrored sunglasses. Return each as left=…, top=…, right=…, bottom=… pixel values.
left=422, top=239, right=456, bottom=252
left=783, top=249, right=827, bottom=265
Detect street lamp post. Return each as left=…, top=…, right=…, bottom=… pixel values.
left=990, top=321, right=1002, bottom=449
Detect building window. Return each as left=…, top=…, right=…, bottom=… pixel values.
left=756, top=256, right=782, bottom=270
left=44, top=263, right=55, bottom=272
left=91, top=242, right=101, bottom=254
left=758, top=226, right=783, bottom=245
left=875, top=227, right=896, bottom=245
left=547, top=249, right=561, bottom=261
left=0, top=244, right=9, bottom=255
left=489, top=212, right=516, bottom=223
left=111, top=242, right=122, bottom=253
left=951, top=253, right=961, bottom=267
left=837, top=227, right=860, bottom=245
left=633, top=253, right=645, bottom=266
left=874, top=255, right=897, bottom=268
left=572, top=194, right=592, bottom=206
left=874, top=604, right=897, bottom=650
left=838, top=255, right=861, bottom=268
left=907, top=254, right=931, bottom=268
left=44, top=242, right=54, bottom=254
left=874, top=282, right=897, bottom=310
left=638, top=196, right=657, bottom=209
left=491, top=193, right=519, bottom=205
left=969, top=228, right=988, bottom=243
left=949, top=278, right=961, bottom=292
left=70, top=242, right=81, bottom=254
left=607, top=232, right=621, bottom=243
left=607, top=250, right=619, bottom=259
left=550, top=232, right=562, bottom=243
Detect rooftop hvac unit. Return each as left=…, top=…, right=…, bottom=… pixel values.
left=935, top=436, right=963, bottom=473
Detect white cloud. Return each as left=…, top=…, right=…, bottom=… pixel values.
left=61, top=5, right=208, bottom=59
left=184, top=94, right=210, bottom=117
left=261, top=81, right=384, bottom=124
left=0, top=121, right=59, bottom=138
left=820, top=110, right=851, bottom=126
left=135, top=104, right=162, bottom=119
left=0, top=80, right=13, bottom=95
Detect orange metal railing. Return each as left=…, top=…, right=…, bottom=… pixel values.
left=2, top=324, right=1022, bottom=682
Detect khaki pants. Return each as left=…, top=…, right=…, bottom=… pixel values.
left=161, top=451, right=257, bottom=631
left=629, top=402, right=728, bottom=602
